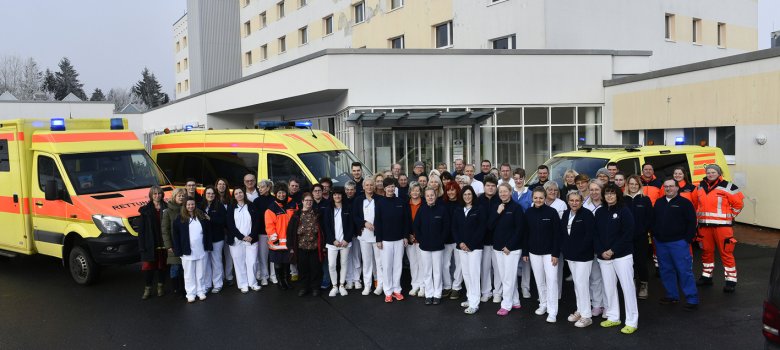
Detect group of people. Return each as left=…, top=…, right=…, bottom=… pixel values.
left=136, top=157, right=744, bottom=336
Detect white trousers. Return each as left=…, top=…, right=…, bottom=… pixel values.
left=381, top=240, right=404, bottom=295
left=529, top=253, right=559, bottom=317
left=420, top=249, right=443, bottom=298
left=223, top=242, right=234, bottom=281
left=459, top=249, right=483, bottom=309
left=494, top=250, right=521, bottom=310
left=590, top=258, right=605, bottom=308
left=229, top=241, right=259, bottom=290
left=327, top=246, right=350, bottom=286
left=567, top=260, right=593, bottom=318
left=346, top=241, right=362, bottom=283
left=442, top=243, right=463, bottom=290
left=182, top=257, right=206, bottom=299
left=518, top=259, right=531, bottom=293
left=255, top=234, right=273, bottom=280
left=359, top=241, right=383, bottom=289
left=406, top=243, right=422, bottom=289
left=204, top=240, right=224, bottom=289
left=481, top=245, right=502, bottom=297
left=598, top=255, right=639, bottom=328
left=291, top=264, right=298, bottom=275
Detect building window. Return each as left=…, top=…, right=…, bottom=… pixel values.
left=435, top=21, right=453, bottom=48
left=354, top=2, right=365, bottom=24
left=278, top=36, right=286, bottom=53
left=183, top=36, right=187, bottom=47
left=644, top=129, right=664, bottom=145
left=622, top=131, right=640, bottom=144
left=183, top=58, right=188, bottom=69
left=176, top=41, right=180, bottom=52
left=184, top=79, right=189, bottom=91
left=491, top=34, right=516, bottom=49
left=261, top=44, right=268, bottom=60
left=717, top=22, right=726, bottom=47
left=391, top=0, right=403, bottom=10
left=683, top=127, right=709, bottom=146
left=299, top=26, right=308, bottom=45
left=390, top=35, right=404, bottom=49
left=277, top=1, right=285, bottom=19
left=299, top=0, right=306, bottom=7
left=244, top=51, right=253, bottom=66
left=664, top=13, right=675, bottom=40
left=176, top=62, right=181, bottom=73
left=177, top=83, right=181, bottom=93
left=242, top=0, right=250, bottom=7
left=260, top=12, right=267, bottom=28
left=716, top=126, right=735, bottom=156
left=244, top=21, right=251, bottom=37
left=324, top=15, right=334, bottom=35
left=692, top=18, right=702, bottom=44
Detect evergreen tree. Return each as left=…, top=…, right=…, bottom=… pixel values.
left=54, top=57, right=87, bottom=100
left=132, top=67, right=168, bottom=108
left=89, top=88, right=106, bottom=101
left=42, top=69, right=56, bottom=94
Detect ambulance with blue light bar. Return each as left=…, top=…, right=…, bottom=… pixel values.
left=0, top=118, right=172, bottom=284
left=151, top=120, right=370, bottom=192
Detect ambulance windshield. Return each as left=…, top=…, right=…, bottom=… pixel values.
left=525, top=156, right=609, bottom=188
left=60, top=150, right=169, bottom=195
left=298, top=150, right=372, bottom=185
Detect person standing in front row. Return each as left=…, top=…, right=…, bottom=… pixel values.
left=414, top=188, right=451, bottom=305
left=624, top=175, right=653, bottom=300
left=162, top=188, right=187, bottom=296
left=226, top=187, right=262, bottom=293
left=353, top=177, right=384, bottom=296
left=287, top=192, right=325, bottom=297
left=201, top=186, right=227, bottom=293
left=594, top=184, right=638, bottom=334
left=324, top=187, right=354, bottom=297
left=407, top=182, right=425, bottom=298
left=453, top=185, right=486, bottom=314
left=479, top=176, right=502, bottom=303
left=524, top=187, right=562, bottom=323
left=653, top=178, right=699, bottom=311
left=138, top=185, right=168, bottom=299
left=561, top=190, right=596, bottom=328
left=489, top=183, right=525, bottom=316
left=375, top=178, right=411, bottom=303
left=343, top=181, right=363, bottom=290
left=265, top=183, right=298, bottom=291
left=253, top=179, right=275, bottom=286
left=172, top=199, right=213, bottom=303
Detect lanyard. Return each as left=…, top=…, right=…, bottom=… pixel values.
left=334, top=208, right=341, bottom=218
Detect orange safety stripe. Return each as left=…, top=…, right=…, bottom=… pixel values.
left=32, top=132, right=137, bottom=143
left=321, top=132, right=338, bottom=148
left=693, top=159, right=715, bottom=165
left=0, top=132, right=15, bottom=140
left=0, top=196, right=30, bottom=214
left=693, top=168, right=706, bottom=176
left=284, top=133, right=319, bottom=151
left=152, top=142, right=286, bottom=150
left=30, top=197, right=71, bottom=216
left=693, top=153, right=716, bottom=158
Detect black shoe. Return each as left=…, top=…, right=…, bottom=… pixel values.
left=696, top=277, right=713, bottom=286
left=226, top=279, right=235, bottom=287
left=441, top=289, right=451, bottom=298
left=723, top=282, right=736, bottom=293
left=659, top=297, right=679, bottom=305
left=432, top=297, right=441, bottom=305
left=425, top=298, right=433, bottom=305
left=312, top=289, right=321, bottom=297
left=683, top=303, right=699, bottom=311
left=298, top=288, right=309, bottom=297
left=449, top=289, right=461, bottom=300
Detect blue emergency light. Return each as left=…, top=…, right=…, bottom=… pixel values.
left=295, top=121, right=313, bottom=128
left=674, top=136, right=685, bottom=145
left=184, top=124, right=193, bottom=131
left=110, top=118, right=124, bottom=130
left=50, top=118, right=66, bottom=131
left=258, top=120, right=313, bottom=130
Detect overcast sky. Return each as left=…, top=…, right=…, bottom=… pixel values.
left=0, top=0, right=778, bottom=98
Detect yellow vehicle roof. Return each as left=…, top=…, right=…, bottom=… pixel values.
left=151, top=128, right=348, bottom=153
left=553, top=145, right=723, bottom=159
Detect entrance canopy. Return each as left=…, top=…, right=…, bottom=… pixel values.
left=347, top=110, right=495, bottom=127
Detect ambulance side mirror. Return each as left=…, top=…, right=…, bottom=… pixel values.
left=45, top=180, right=60, bottom=201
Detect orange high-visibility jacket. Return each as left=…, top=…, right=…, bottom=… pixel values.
left=678, top=180, right=699, bottom=211
left=265, top=199, right=298, bottom=250
left=696, top=177, right=744, bottom=226
left=641, top=175, right=663, bottom=205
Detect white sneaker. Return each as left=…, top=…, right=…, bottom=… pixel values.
left=261, top=279, right=268, bottom=286
left=409, top=287, right=419, bottom=297
left=211, top=287, right=221, bottom=294
left=240, top=288, right=249, bottom=294
left=535, top=307, right=547, bottom=316
left=464, top=307, right=478, bottom=314
left=329, top=287, right=338, bottom=297
left=373, top=286, right=383, bottom=296
left=187, top=297, right=196, bottom=303
left=575, top=317, right=593, bottom=328
left=418, top=288, right=426, bottom=298
left=354, top=281, right=363, bottom=290
left=339, top=285, right=348, bottom=296
left=493, top=295, right=502, bottom=303
left=250, top=285, right=261, bottom=292
left=270, top=276, right=278, bottom=284
left=362, top=287, right=371, bottom=296
left=460, top=301, right=470, bottom=307
left=480, top=295, right=491, bottom=303
left=546, top=315, right=557, bottom=323
left=197, top=294, right=207, bottom=301
left=567, top=312, right=582, bottom=322
left=345, top=282, right=354, bottom=290
left=522, top=288, right=531, bottom=299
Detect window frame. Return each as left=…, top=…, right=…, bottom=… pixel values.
left=664, top=13, right=676, bottom=41
left=435, top=20, right=454, bottom=48
left=244, top=50, right=253, bottom=67
left=491, top=34, right=516, bottom=49
left=692, top=18, right=702, bottom=44
left=323, top=15, right=334, bottom=36
left=389, top=35, right=405, bottom=49
left=243, top=20, right=252, bottom=37
left=278, top=36, right=287, bottom=53
left=390, top=0, right=404, bottom=10
left=299, top=26, right=308, bottom=45
left=260, top=12, right=267, bottom=28
left=261, top=44, right=268, bottom=60
left=354, top=1, right=365, bottom=24
left=277, top=1, right=285, bottom=19
left=717, top=22, right=726, bottom=47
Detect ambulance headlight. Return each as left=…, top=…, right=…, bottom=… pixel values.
left=92, top=215, right=128, bottom=234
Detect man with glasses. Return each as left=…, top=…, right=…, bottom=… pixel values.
left=184, top=178, right=203, bottom=204
left=243, top=174, right=260, bottom=202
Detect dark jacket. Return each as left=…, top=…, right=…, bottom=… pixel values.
left=413, top=202, right=451, bottom=251
left=171, top=216, right=213, bottom=257
left=397, top=186, right=409, bottom=201
left=252, top=194, right=275, bottom=236
left=225, top=202, right=261, bottom=245
left=323, top=204, right=356, bottom=245
left=561, top=184, right=578, bottom=201
left=442, top=200, right=460, bottom=244
left=488, top=200, right=525, bottom=251
left=474, top=171, right=490, bottom=183
left=187, top=192, right=203, bottom=205
left=594, top=204, right=635, bottom=259
left=523, top=204, right=562, bottom=257
left=527, top=179, right=549, bottom=192
left=560, top=208, right=596, bottom=262
left=201, top=200, right=227, bottom=243
left=452, top=204, right=486, bottom=250
left=625, top=194, right=653, bottom=240
left=375, top=196, right=411, bottom=242
left=287, top=209, right=325, bottom=263
left=651, top=195, right=697, bottom=243
left=137, top=201, right=167, bottom=262
left=478, top=194, right=501, bottom=246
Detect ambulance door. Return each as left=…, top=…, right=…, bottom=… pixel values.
left=30, top=153, right=71, bottom=258
left=0, top=127, right=27, bottom=251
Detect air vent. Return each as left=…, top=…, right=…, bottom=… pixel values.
left=91, top=193, right=125, bottom=200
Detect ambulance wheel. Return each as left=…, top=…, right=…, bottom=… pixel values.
left=68, top=246, right=100, bottom=285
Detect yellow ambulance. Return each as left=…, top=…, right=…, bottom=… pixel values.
left=0, top=118, right=171, bottom=284
left=527, top=144, right=731, bottom=186
left=151, top=121, right=369, bottom=191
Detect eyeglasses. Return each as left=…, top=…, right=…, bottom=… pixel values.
left=663, top=185, right=677, bottom=188
left=303, top=199, right=314, bottom=202
left=604, top=192, right=617, bottom=196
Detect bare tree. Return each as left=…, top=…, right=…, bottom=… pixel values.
left=0, top=55, right=24, bottom=97
left=107, top=87, right=145, bottom=112
left=18, top=58, right=43, bottom=101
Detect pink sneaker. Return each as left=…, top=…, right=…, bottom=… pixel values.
left=591, top=307, right=604, bottom=317
left=496, top=308, right=510, bottom=316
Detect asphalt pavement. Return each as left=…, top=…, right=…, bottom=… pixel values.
left=0, top=243, right=773, bottom=349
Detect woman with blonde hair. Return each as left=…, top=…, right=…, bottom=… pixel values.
left=625, top=174, right=653, bottom=300
left=428, top=174, right=445, bottom=199
left=561, top=169, right=579, bottom=200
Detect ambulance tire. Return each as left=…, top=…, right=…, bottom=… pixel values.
left=68, top=246, right=100, bottom=285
